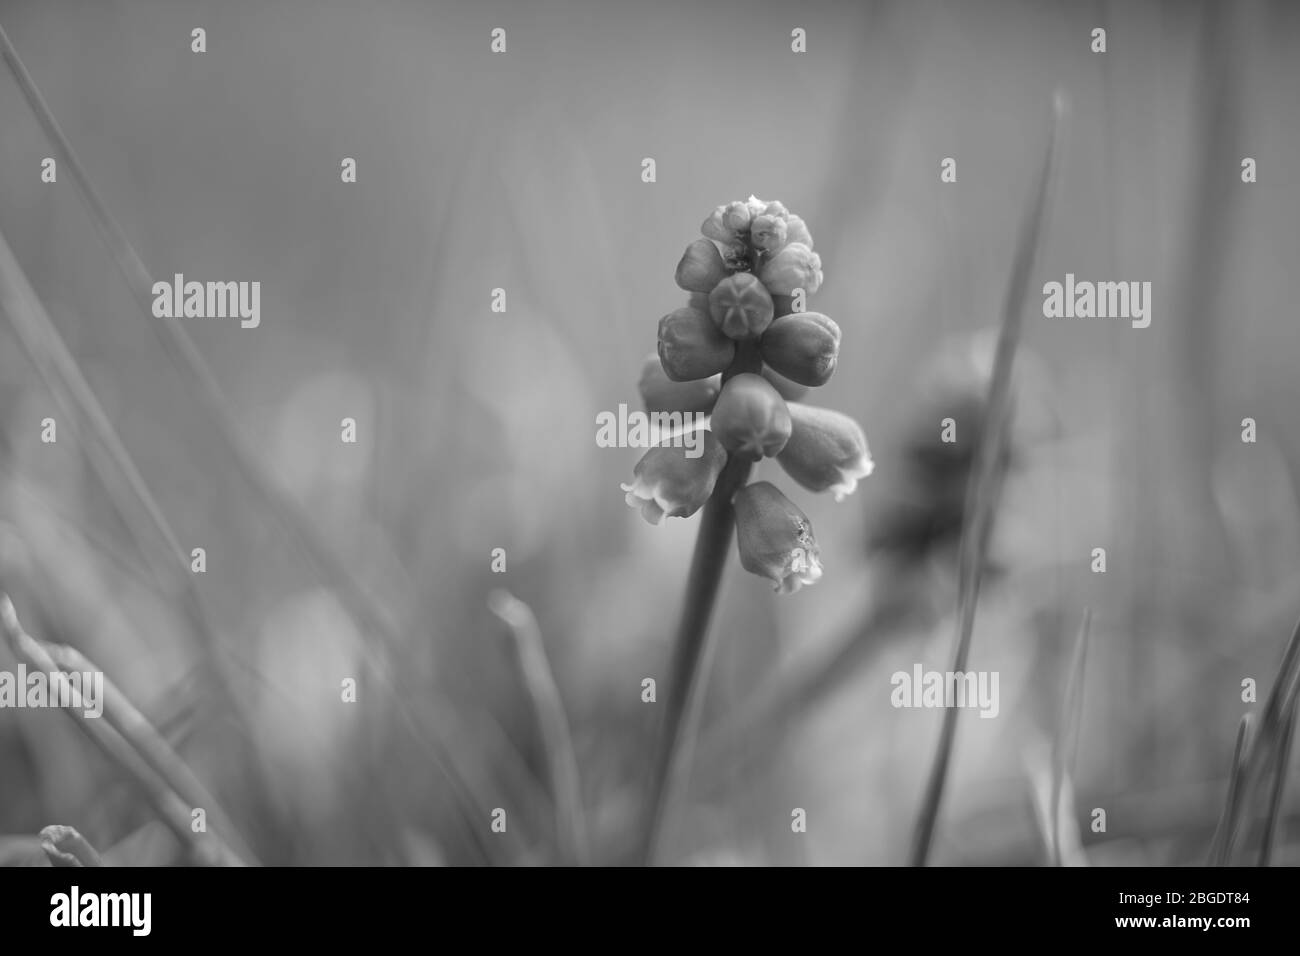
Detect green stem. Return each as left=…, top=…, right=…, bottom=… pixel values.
left=638, top=341, right=760, bottom=864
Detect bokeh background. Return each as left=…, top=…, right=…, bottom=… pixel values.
left=1, top=0, right=1299, bottom=865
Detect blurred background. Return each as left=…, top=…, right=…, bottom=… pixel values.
left=1, top=0, right=1299, bottom=866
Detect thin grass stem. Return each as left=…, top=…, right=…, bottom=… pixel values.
left=1257, top=702, right=1296, bottom=866
left=1209, top=713, right=1254, bottom=866
left=1, top=593, right=243, bottom=865
left=910, top=93, right=1065, bottom=866
left=1050, top=608, right=1092, bottom=866
left=0, top=25, right=500, bottom=860
left=489, top=589, right=590, bottom=865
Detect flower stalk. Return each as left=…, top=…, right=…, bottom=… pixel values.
left=639, top=343, right=760, bottom=864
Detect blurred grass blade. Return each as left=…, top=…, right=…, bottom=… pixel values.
left=1208, top=712, right=1253, bottom=866
left=1, top=593, right=246, bottom=865
left=39, top=825, right=102, bottom=867
left=0, top=224, right=187, bottom=575
left=489, top=589, right=589, bottom=865
left=1256, top=701, right=1296, bottom=866
left=1252, top=614, right=1300, bottom=764
left=0, top=23, right=500, bottom=859
left=1213, top=612, right=1300, bottom=863
left=1050, top=607, right=1092, bottom=866
left=0, top=460, right=187, bottom=602
left=1026, top=745, right=1087, bottom=867
left=910, top=92, right=1065, bottom=866
left=0, top=214, right=265, bottom=760
left=0, top=221, right=285, bottom=838
left=45, top=642, right=260, bottom=866
left=0, top=18, right=401, bottom=666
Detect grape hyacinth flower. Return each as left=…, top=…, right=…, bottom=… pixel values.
left=625, top=196, right=872, bottom=862
left=620, top=433, right=727, bottom=525
left=734, top=481, right=823, bottom=593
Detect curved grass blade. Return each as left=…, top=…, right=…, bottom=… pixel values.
left=1050, top=608, right=1092, bottom=866
left=1257, top=702, right=1296, bottom=866
left=1208, top=713, right=1254, bottom=866
left=1, top=593, right=245, bottom=865
left=0, top=23, right=498, bottom=861
left=489, top=589, right=589, bottom=865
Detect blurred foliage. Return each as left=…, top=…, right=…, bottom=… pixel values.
left=1, top=0, right=1299, bottom=864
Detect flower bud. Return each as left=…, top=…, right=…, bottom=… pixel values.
left=750, top=214, right=788, bottom=254
left=784, top=214, right=813, bottom=249
left=708, top=273, right=775, bottom=341
left=687, top=292, right=711, bottom=314
left=675, top=238, right=729, bottom=293
left=638, top=354, right=720, bottom=415
left=710, top=373, right=791, bottom=460
left=621, top=432, right=727, bottom=525
left=701, top=201, right=752, bottom=244
left=733, top=481, right=823, bottom=593
left=760, top=364, right=809, bottom=402
left=759, top=312, right=841, bottom=387
left=759, top=241, right=823, bottom=296
left=745, top=196, right=787, bottom=220
left=658, top=307, right=735, bottom=381
left=777, top=403, right=874, bottom=502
